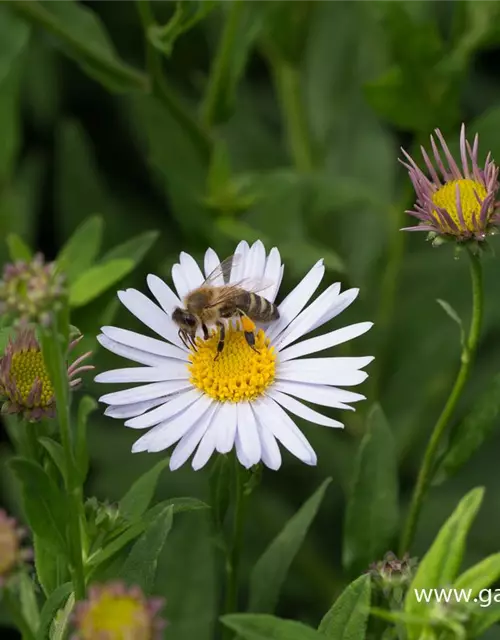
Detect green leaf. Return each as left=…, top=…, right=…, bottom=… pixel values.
left=119, top=458, right=170, bottom=522
left=6, top=233, right=32, bottom=261
left=436, top=298, right=465, bottom=347
left=405, top=488, right=484, bottom=639
left=468, top=602, right=500, bottom=637
left=249, top=478, right=331, bottom=613
left=0, top=326, right=16, bottom=352
left=434, top=374, right=500, bottom=485
left=149, top=0, right=218, bottom=56
left=38, top=438, right=66, bottom=481
left=19, top=572, right=39, bottom=635
left=33, top=535, right=70, bottom=597
left=76, top=395, right=97, bottom=484
left=36, top=583, right=72, bottom=640
left=87, top=520, right=147, bottom=571
left=14, top=1, right=144, bottom=93
left=343, top=404, right=399, bottom=573
left=263, top=1, right=313, bottom=65
left=120, top=505, right=174, bottom=593
left=69, top=259, right=133, bottom=307
left=0, top=4, right=30, bottom=85
left=318, top=574, right=371, bottom=638
left=147, top=497, right=210, bottom=520
left=221, top=614, right=325, bottom=640
left=9, top=457, right=68, bottom=556
left=57, top=216, right=103, bottom=284
left=454, top=553, right=500, bottom=597
left=209, top=455, right=232, bottom=533
left=0, top=48, right=23, bottom=182
left=100, top=230, right=159, bottom=267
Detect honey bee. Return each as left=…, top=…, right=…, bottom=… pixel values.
left=172, top=255, right=280, bottom=357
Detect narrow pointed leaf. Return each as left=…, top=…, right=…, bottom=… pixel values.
left=76, top=395, right=97, bottom=484
left=318, top=574, right=371, bottom=638
left=454, top=553, right=500, bottom=597
left=119, top=458, right=170, bottom=521
left=100, top=230, right=159, bottom=267
left=69, top=259, right=133, bottom=307
left=6, top=233, right=32, bottom=261
left=221, top=614, right=325, bottom=640
left=36, top=583, right=72, bottom=640
left=343, top=404, right=399, bottom=572
left=57, top=215, right=103, bottom=283
left=249, top=478, right=331, bottom=613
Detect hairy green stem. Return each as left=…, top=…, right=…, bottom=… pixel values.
left=202, top=0, right=244, bottom=129
left=271, top=55, right=315, bottom=172
left=399, top=249, right=483, bottom=554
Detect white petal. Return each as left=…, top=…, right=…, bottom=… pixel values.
left=118, top=289, right=184, bottom=348
left=171, top=263, right=189, bottom=300
left=132, top=394, right=214, bottom=452
left=279, top=322, right=373, bottom=362
left=309, top=288, right=360, bottom=334
left=253, top=406, right=281, bottom=470
left=273, top=380, right=365, bottom=409
left=100, top=327, right=188, bottom=360
left=267, top=260, right=324, bottom=341
left=254, top=397, right=317, bottom=465
left=244, top=240, right=266, bottom=283
left=104, top=397, right=169, bottom=419
left=277, top=357, right=373, bottom=386
left=268, top=388, right=343, bottom=428
left=235, top=403, right=261, bottom=467
left=263, top=247, right=282, bottom=303
left=273, top=282, right=341, bottom=350
left=180, top=252, right=205, bottom=290
left=204, top=248, right=223, bottom=284
left=170, top=405, right=217, bottom=470
left=125, top=388, right=202, bottom=429
left=99, top=380, right=191, bottom=405
left=147, top=274, right=181, bottom=315
left=192, top=408, right=221, bottom=470
left=230, top=241, right=249, bottom=283
left=97, top=334, right=171, bottom=367
left=95, top=362, right=189, bottom=384
left=215, top=402, right=238, bottom=454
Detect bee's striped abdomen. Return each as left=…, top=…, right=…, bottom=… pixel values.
left=244, top=293, right=279, bottom=322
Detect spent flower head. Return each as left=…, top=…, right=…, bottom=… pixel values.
left=72, top=582, right=165, bottom=640
left=0, top=253, right=66, bottom=326
left=400, top=124, right=500, bottom=245
left=0, top=329, right=93, bottom=421
left=369, top=551, right=418, bottom=605
left=0, top=509, right=31, bottom=585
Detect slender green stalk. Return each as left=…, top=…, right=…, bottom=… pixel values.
left=201, top=0, right=244, bottom=129
left=222, top=459, right=249, bottom=640
left=399, top=249, right=483, bottom=554
left=270, top=54, right=315, bottom=172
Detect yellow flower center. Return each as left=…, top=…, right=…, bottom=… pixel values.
left=432, top=178, right=488, bottom=232
left=79, top=594, right=151, bottom=640
left=189, top=326, right=276, bottom=402
left=0, top=521, right=19, bottom=575
left=10, top=349, right=54, bottom=407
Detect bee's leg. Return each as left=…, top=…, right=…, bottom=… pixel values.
left=214, top=321, right=225, bottom=360
left=238, top=310, right=259, bottom=353
left=202, top=323, right=209, bottom=341
left=178, top=330, right=190, bottom=350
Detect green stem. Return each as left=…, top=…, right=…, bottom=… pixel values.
left=270, top=54, right=315, bottom=172
left=222, top=459, right=248, bottom=640
left=399, top=249, right=483, bottom=554
left=201, top=0, right=244, bottom=130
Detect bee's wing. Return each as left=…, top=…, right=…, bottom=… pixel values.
left=203, top=255, right=240, bottom=286
left=203, top=279, right=275, bottom=309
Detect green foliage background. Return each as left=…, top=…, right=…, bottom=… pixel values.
left=3, top=0, right=500, bottom=638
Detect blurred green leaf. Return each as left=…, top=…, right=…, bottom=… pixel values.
left=249, top=478, right=331, bottom=613
left=6, top=233, right=32, bottom=261
left=119, top=458, right=170, bottom=522
left=318, top=574, right=371, bottom=638
left=209, top=455, right=232, bottom=534
left=76, top=395, right=97, bottom=485
left=33, top=535, right=70, bottom=597
left=149, top=0, right=218, bottom=56
left=454, top=553, right=500, bottom=597
left=343, top=405, right=399, bottom=573
left=10, top=457, right=68, bottom=556
left=468, top=602, right=500, bottom=637
left=38, top=438, right=66, bottom=482
left=120, top=505, right=173, bottom=593
left=405, top=488, right=484, bottom=639
left=221, top=614, right=325, bottom=640
left=263, top=0, right=313, bottom=65
left=13, top=0, right=144, bottom=93
left=57, top=216, right=103, bottom=284
left=0, top=326, right=16, bottom=351
left=436, top=298, right=465, bottom=348
left=434, top=374, right=500, bottom=485
left=0, top=57, right=23, bottom=183
left=69, top=259, right=133, bottom=308
left=19, top=572, right=39, bottom=636
left=0, top=5, right=30, bottom=85
left=36, top=582, right=72, bottom=640
left=101, top=230, right=159, bottom=267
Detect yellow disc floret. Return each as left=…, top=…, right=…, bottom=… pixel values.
left=10, top=349, right=53, bottom=407
left=189, top=326, right=276, bottom=402
left=432, top=178, right=488, bottom=232
left=78, top=593, right=152, bottom=640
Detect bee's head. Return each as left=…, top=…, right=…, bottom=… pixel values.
left=172, top=307, right=198, bottom=336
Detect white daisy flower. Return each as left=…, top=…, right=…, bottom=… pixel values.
left=95, top=241, right=373, bottom=471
